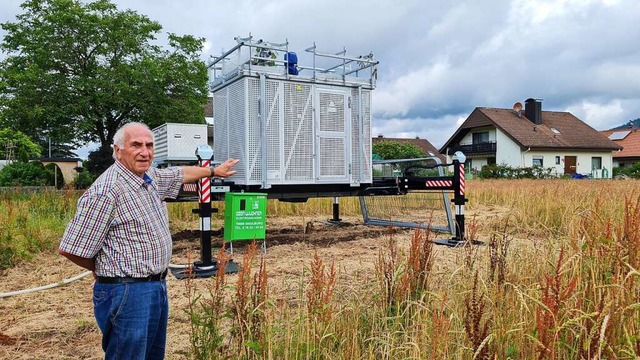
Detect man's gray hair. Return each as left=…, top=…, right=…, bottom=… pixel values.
left=112, top=122, right=155, bottom=159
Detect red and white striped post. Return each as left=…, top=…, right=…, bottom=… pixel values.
left=459, top=162, right=465, bottom=196
left=195, top=145, right=214, bottom=266
left=199, top=158, right=211, bottom=204
left=452, top=152, right=467, bottom=242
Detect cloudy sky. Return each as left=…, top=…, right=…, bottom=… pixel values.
left=2, top=0, right=640, bottom=156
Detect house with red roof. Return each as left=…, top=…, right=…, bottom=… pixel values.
left=600, top=128, right=640, bottom=168
left=439, top=98, right=621, bottom=178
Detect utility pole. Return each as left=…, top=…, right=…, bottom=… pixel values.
left=48, top=135, right=57, bottom=188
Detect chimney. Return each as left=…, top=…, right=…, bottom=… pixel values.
left=377, top=134, right=384, bottom=138
left=524, top=98, right=542, bottom=125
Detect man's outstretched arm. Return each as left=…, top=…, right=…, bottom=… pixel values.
left=181, top=158, right=239, bottom=183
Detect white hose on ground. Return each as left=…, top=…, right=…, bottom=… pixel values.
left=169, top=263, right=217, bottom=270
left=0, top=270, right=93, bottom=299
left=168, top=263, right=190, bottom=269
left=2, top=263, right=216, bottom=298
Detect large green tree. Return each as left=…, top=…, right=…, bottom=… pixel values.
left=372, top=141, right=425, bottom=160
left=373, top=141, right=432, bottom=176
left=0, top=128, right=42, bottom=159
left=0, top=0, right=208, bottom=150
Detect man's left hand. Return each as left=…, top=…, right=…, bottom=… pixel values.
left=213, top=158, right=239, bottom=178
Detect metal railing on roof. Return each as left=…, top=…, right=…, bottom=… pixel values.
left=207, top=34, right=378, bottom=89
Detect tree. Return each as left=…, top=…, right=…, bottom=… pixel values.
left=0, top=0, right=208, bottom=153
left=0, top=128, right=42, bottom=160
left=36, top=139, right=78, bottom=158
left=85, top=144, right=114, bottom=176
left=372, top=141, right=426, bottom=160
left=373, top=141, right=431, bottom=176
left=18, top=147, right=29, bottom=163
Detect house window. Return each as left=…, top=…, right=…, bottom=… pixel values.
left=472, top=132, right=489, bottom=144
left=532, top=156, right=544, bottom=167
left=591, top=157, right=602, bottom=170
left=555, top=156, right=560, bottom=165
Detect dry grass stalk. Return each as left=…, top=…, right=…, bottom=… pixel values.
left=250, top=256, right=268, bottom=351
left=463, top=239, right=479, bottom=272
left=618, top=196, right=640, bottom=357
left=405, top=228, right=435, bottom=298
left=466, top=214, right=480, bottom=243
left=574, top=194, right=640, bottom=357
left=488, top=224, right=511, bottom=286
left=464, top=216, right=481, bottom=271
left=232, top=241, right=265, bottom=356
left=211, top=245, right=231, bottom=322
left=577, top=297, right=606, bottom=360
left=430, top=294, right=451, bottom=359
left=535, top=246, right=578, bottom=360
left=184, top=246, right=235, bottom=359
left=463, top=271, right=492, bottom=360
left=306, top=249, right=336, bottom=325
left=622, top=196, right=640, bottom=280
left=375, top=228, right=402, bottom=309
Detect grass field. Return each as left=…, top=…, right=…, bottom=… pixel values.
left=1, top=179, right=639, bottom=359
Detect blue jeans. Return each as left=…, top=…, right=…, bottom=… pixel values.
left=93, top=281, right=169, bottom=359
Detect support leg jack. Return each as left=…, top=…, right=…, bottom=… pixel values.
left=170, top=259, right=240, bottom=279
left=434, top=237, right=485, bottom=247
left=326, top=196, right=342, bottom=224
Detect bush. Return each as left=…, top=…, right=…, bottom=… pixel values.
left=0, top=161, right=49, bottom=186
left=477, top=164, right=555, bottom=179
left=477, top=164, right=503, bottom=179
left=613, top=161, right=640, bottom=178
left=73, top=170, right=95, bottom=189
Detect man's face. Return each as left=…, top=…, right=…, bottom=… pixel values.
left=114, top=125, right=154, bottom=177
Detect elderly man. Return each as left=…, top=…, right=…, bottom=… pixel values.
left=59, top=122, right=238, bottom=359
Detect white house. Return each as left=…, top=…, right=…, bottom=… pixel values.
left=439, top=99, right=621, bottom=178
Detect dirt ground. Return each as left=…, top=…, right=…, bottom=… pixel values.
left=0, top=207, right=505, bottom=359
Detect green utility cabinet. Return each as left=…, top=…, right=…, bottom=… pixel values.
left=224, top=193, right=267, bottom=241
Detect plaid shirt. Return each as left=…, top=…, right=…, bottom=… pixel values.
left=60, top=161, right=184, bottom=277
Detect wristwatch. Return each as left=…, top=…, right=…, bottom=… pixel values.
left=208, top=166, right=216, bottom=177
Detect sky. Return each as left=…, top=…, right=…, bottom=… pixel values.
left=2, top=0, right=640, bottom=158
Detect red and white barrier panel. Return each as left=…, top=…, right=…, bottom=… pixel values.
left=182, top=183, right=197, bottom=192
left=425, top=180, right=453, bottom=188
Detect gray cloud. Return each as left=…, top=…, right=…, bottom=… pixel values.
left=1, top=0, right=638, bottom=151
